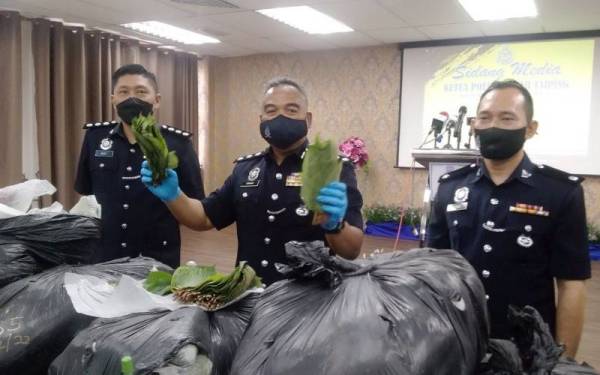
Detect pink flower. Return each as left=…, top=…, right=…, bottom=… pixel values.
left=338, top=136, right=369, bottom=169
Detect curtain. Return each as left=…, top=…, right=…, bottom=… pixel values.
left=32, top=19, right=87, bottom=207
left=27, top=18, right=199, bottom=208
left=0, top=11, right=23, bottom=186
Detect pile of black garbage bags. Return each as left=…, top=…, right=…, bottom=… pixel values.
left=0, top=214, right=597, bottom=375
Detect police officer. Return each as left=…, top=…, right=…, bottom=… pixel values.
left=427, top=79, right=590, bottom=358
left=141, top=77, right=364, bottom=285
left=75, top=64, right=205, bottom=268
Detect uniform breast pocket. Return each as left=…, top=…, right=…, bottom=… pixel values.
left=505, top=213, right=551, bottom=262
left=90, top=157, right=118, bottom=173
left=446, top=211, right=475, bottom=251
left=235, top=187, right=260, bottom=223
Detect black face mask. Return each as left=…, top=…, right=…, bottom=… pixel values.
left=116, top=97, right=154, bottom=125
left=260, top=115, right=308, bottom=150
left=475, top=126, right=527, bottom=160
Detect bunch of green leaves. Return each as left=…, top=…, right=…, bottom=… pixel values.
left=300, top=135, right=343, bottom=212
left=131, top=114, right=178, bottom=185
left=144, top=262, right=262, bottom=305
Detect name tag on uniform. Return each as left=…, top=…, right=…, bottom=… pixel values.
left=95, top=150, right=114, bottom=158
left=241, top=180, right=260, bottom=188
left=286, top=172, right=302, bottom=187
left=446, top=202, right=468, bottom=212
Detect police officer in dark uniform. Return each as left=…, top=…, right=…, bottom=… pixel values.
left=427, top=79, right=590, bottom=358
left=141, top=77, right=364, bottom=285
left=74, top=64, right=205, bottom=268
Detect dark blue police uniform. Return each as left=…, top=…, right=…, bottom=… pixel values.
left=74, top=121, right=205, bottom=268
left=201, top=142, right=363, bottom=285
left=427, top=153, right=591, bottom=339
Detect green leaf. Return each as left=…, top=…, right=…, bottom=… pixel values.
left=143, top=270, right=173, bottom=295
left=300, top=135, right=343, bottom=212
left=131, top=114, right=179, bottom=185
left=167, top=151, right=179, bottom=169
left=171, top=265, right=217, bottom=290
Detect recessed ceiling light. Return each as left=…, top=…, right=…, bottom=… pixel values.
left=459, top=0, right=538, bottom=21
left=121, top=21, right=220, bottom=44
left=257, top=6, right=353, bottom=34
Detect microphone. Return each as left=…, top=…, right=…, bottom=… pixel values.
left=428, top=111, right=448, bottom=135
left=429, top=112, right=448, bottom=149
left=453, top=106, right=467, bottom=149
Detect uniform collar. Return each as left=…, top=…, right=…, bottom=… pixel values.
left=108, top=122, right=127, bottom=139
left=470, top=153, right=537, bottom=187
left=266, top=140, right=309, bottom=162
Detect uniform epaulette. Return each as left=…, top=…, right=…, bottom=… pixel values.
left=535, top=164, right=584, bottom=184
left=160, top=124, right=192, bottom=138
left=439, top=163, right=478, bottom=183
left=82, top=121, right=118, bottom=129
left=234, top=151, right=266, bottom=163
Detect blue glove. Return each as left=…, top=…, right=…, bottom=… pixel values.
left=140, top=160, right=181, bottom=202
left=316, top=181, right=348, bottom=231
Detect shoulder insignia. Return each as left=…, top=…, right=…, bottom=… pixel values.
left=536, top=164, right=584, bottom=184
left=438, top=163, right=477, bottom=183
left=234, top=151, right=266, bottom=163
left=160, top=124, right=192, bottom=138
left=82, top=121, right=118, bottom=130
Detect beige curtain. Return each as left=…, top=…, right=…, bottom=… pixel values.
left=27, top=19, right=199, bottom=208
left=32, top=19, right=87, bottom=207
left=0, top=11, right=23, bottom=186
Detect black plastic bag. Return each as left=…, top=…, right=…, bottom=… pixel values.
left=231, top=241, right=489, bottom=375
left=0, top=239, right=44, bottom=287
left=477, top=306, right=598, bottom=375
left=50, top=294, right=258, bottom=375
left=0, top=256, right=167, bottom=375
left=0, top=213, right=101, bottom=287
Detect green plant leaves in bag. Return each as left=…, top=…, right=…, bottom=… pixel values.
left=143, top=270, right=173, bottom=296
left=131, top=114, right=179, bottom=185
left=171, top=265, right=217, bottom=290
left=300, top=135, right=343, bottom=213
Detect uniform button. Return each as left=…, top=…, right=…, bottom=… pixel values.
left=268, top=215, right=275, bottom=222
left=261, top=260, right=269, bottom=267
left=482, top=270, right=491, bottom=278
left=163, top=241, right=168, bottom=246
left=130, top=148, right=136, bottom=153
left=453, top=219, right=458, bottom=226
left=524, top=225, right=532, bottom=232
left=121, top=242, right=127, bottom=248
left=271, top=193, right=279, bottom=201
left=483, top=244, right=492, bottom=253
left=490, top=198, right=499, bottom=205
left=242, top=192, right=248, bottom=198
left=264, top=237, right=271, bottom=245
left=125, top=185, right=130, bottom=190
left=121, top=223, right=127, bottom=229
left=275, top=173, right=283, bottom=180
left=123, top=204, right=129, bottom=209
left=486, top=221, right=495, bottom=228
left=99, top=163, right=105, bottom=168
left=126, top=166, right=133, bottom=172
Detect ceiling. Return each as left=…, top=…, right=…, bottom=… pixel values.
left=2, top=0, right=600, bottom=57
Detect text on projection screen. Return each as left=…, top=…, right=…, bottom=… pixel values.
left=398, top=38, right=600, bottom=175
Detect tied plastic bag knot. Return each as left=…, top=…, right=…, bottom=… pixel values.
left=276, top=241, right=363, bottom=288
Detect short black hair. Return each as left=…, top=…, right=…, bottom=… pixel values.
left=478, top=79, right=534, bottom=123
left=264, top=76, right=308, bottom=104
left=112, top=64, right=159, bottom=93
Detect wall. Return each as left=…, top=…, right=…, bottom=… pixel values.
left=205, top=45, right=600, bottom=225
